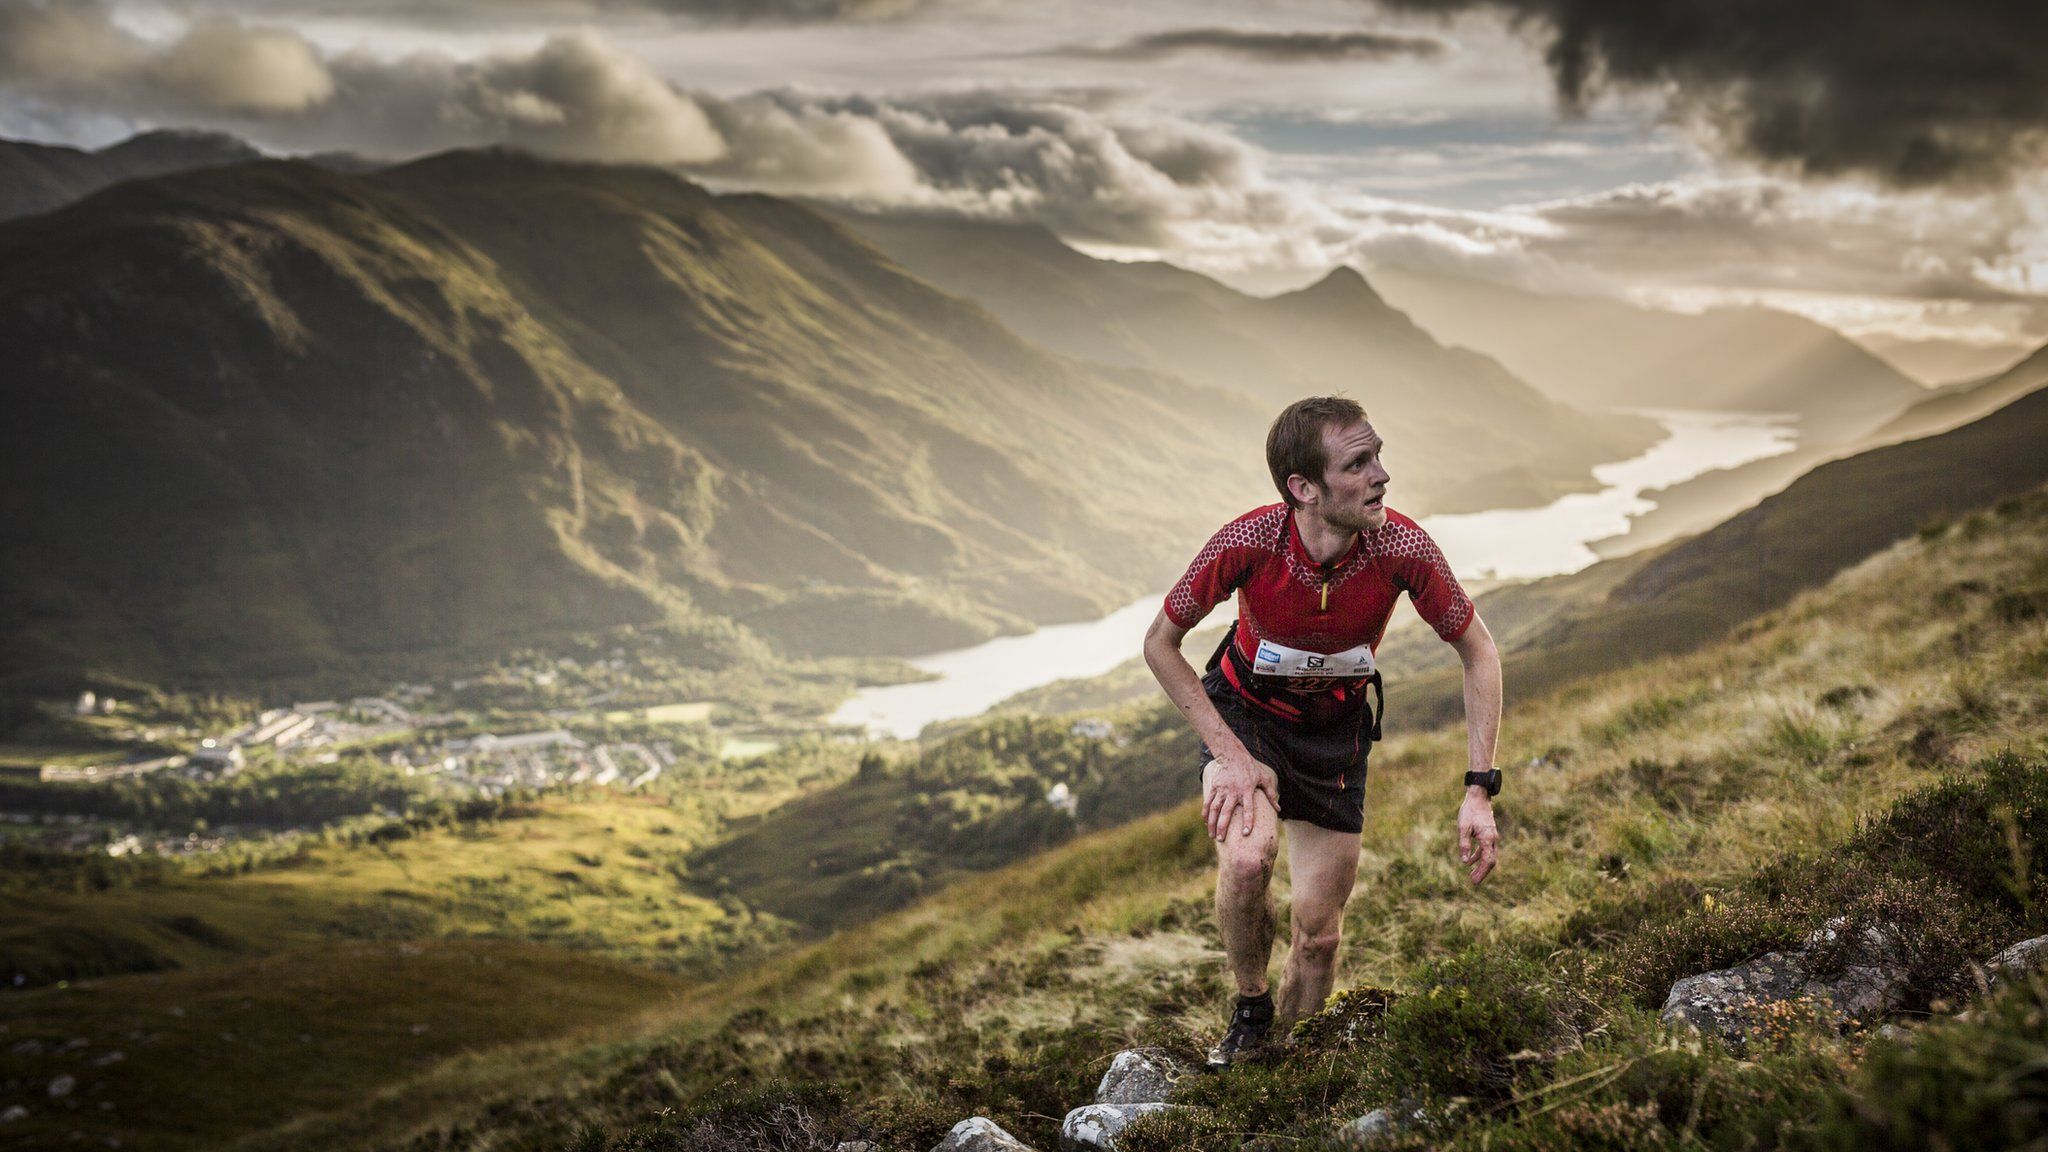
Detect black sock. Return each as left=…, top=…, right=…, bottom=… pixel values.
left=1235, top=992, right=1274, bottom=1021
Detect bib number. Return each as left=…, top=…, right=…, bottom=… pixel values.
left=1251, top=639, right=1375, bottom=679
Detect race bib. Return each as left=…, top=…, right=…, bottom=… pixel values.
left=1250, top=638, right=1375, bottom=679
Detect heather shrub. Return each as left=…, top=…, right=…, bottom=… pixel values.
left=1813, top=977, right=2048, bottom=1152
left=1369, top=948, right=1567, bottom=1103
left=568, top=1080, right=858, bottom=1151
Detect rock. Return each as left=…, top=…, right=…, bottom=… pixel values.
left=1802, top=918, right=1910, bottom=1020
left=835, top=1143, right=879, bottom=1152
left=1060, top=1102, right=1173, bottom=1150
left=1339, top=1103, right=1423, bottom=1147
left=931, top=1116, right=1036, bottom=1152
left=1661, top=919, right=1910, bottom=1041
left=1661, top=950, right=1812, bottom=1038
left=1984, top=934, right=2048, bottom=986
left=1094, top=1049, right=1184, bottom=1105
left=0, top=1105, right=27, bottom=1122
left=48, top=1074, right=76, bottom=1098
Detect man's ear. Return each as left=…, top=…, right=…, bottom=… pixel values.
left=1286, top=473, right=1321, bottom=506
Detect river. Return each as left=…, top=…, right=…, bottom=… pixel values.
left=831, top=409, right=1797, bottom=739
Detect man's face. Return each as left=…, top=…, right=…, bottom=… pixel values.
left=1302, top=420, right=1390, bottom=531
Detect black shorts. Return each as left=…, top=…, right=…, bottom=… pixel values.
left=1195, top=668, right=1373, bottom=834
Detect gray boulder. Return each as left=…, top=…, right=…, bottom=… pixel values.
left=1805, top=918, right=1910, bottom=1019
left=0, top=1105, right=27, bottom=1123
left=1094, top=1049, right=1184, bottom=1105
left=1984, top=934, right=2048, bottom=987
left=1661, top=919, right=1909, bottom=1040
left=931, top=1116, right=1036, bottom=1152
left=1060, top=1103, right=1174, bottom=1150
left=1339, top=1103, right=1423, bottom=1147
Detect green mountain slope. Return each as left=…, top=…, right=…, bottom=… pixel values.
left=1369, top=264, right=1928, bottom=442
left=0, top=151, right=1269, bottom=690
left=836, top=213, right=1660, bottom=514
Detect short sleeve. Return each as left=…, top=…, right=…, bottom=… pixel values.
left=1388, top=521, right=1475, bottom=642
left=1164, top=511, right=1276, bottom=629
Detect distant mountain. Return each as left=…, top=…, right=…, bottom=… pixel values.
left=1368, top=265, right=1927, bottom=443
left=835, top=213, right=1660, bottom=515
left=0, top=130, right=264, bottom=222
left=0, top=151, right=1269, bottom=690
left=1581, top=338, right=2048, bottom=559
left=1860, top=332, right=2035, bottom=387
left=1863, top=342, right=2048, bottom=444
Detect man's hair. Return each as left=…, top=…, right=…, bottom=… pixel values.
left=1266, top=395, right=1367, bottom=508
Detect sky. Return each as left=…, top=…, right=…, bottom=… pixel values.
left=2, top=0, right=2045, bottom=366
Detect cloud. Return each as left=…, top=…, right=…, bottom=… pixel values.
left=1040, top=27, right=1447, bottom=64
left=0, top=1, right=725, bottom=162
left=1323, top=176, right=2048, bottom=338
left=0, top=0, right=330, bottom=116
left=626, top=0, right=934, bottom=21
left=1373, top=0, right=2048, bottom=187
left=694, top=89, right=1319, bottom=249
left=0, top=4, right=1317, bottom=248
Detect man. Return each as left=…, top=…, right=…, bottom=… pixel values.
left=1142, top=395, right=1503, bottom=1069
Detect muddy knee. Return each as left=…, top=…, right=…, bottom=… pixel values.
left=1219, top=837, right=1277, bottom=889
left=1291, top=925, right=1341, bottom=965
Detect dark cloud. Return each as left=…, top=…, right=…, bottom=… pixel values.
left=1047, top=27, right=1447, bottom=64
left=1375, top=0, right=2048, bottom=187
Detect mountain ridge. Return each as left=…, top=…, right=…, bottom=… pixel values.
left=0, top=151, right=1269, bottom=691
left=1368, top=263, right=1928, bottom=443
left=835, top=210, right=1662, bottom=515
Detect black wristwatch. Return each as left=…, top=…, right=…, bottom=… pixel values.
left=1464, top=768, right=1502, bottom=797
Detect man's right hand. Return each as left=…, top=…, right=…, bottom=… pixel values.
left=1204, top=753, right=1281, bottom=841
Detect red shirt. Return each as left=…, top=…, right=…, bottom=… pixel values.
left=1165, top=503, right=1475, bottom=724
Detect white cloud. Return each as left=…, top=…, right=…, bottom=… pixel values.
left=0, top=1, right=725, bottom=162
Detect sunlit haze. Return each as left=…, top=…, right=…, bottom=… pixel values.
left=3, top=0, right=2044, bottom=370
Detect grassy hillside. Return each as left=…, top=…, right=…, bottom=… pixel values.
left=0, top=151, right=1269, bottom=697
left=0, top=939, right=684, bottom=1152
left=159, top=479, right=2048, bottom=1152
left=836, top=213, right=1659, bottom=515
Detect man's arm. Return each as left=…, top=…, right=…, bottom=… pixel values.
left=1450, top=615, right=1502, bottom=884
left=1143, top=610, right=1278, bottom=842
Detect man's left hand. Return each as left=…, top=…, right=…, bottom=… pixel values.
left=1457, top=790, right=1499, bottom=885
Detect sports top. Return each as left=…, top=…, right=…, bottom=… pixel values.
left=1164, top=503, right=1475, bottom=727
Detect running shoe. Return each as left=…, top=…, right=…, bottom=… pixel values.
left=1206, top=992, right=1275, bottom=1070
